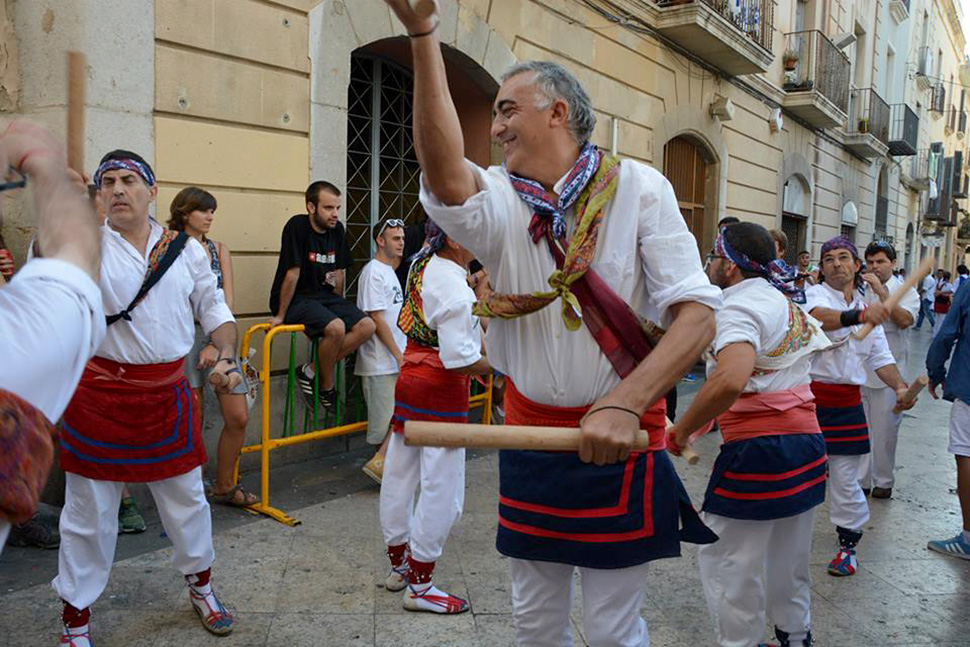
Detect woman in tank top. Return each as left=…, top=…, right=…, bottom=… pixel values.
left=168, top=187, right=255, bottom=507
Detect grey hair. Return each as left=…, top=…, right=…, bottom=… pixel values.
left=501, top=61, right=597, bottom=145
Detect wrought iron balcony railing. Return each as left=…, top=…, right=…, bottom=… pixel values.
left=888, top=104, right=918, bottom=156
left=782, top=30, right=850, bottom=114
left=656, top=0, right=774, bottom=52
left=847, top=88, right=890, bottom=146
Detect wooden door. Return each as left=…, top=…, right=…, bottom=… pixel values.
left=663, top=136, right=709, bottom=249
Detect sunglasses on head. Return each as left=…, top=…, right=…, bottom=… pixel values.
left=377, top=218, right=406, bottom=237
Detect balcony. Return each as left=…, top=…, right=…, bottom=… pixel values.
left=654, top=0, right=774, bottom=76
left=845, top=88, right=890, bottom=159
left=930, top=82, right=946, bottom=118
left=781, top=31, right=850, bottom=128
left=888, top=104, right=918, bottom=156
left=889, top=0, right=910, bottom=23
left=916, top=46, right=934, bottom=91
left=902, top=149, right=932, bottom=190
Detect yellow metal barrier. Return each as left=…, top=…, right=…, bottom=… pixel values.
left=236, top=323, right=493, bottom=526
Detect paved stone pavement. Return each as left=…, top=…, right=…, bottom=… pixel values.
left=1, top=328, right=969, bottom=646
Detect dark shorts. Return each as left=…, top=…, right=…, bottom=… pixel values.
left=285, top=294, right=369, bottom=338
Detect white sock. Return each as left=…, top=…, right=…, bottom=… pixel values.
left=64, top=624, right=89, bottom=636
left=961, top=529, right=970, bottom=543
left=302, top=363, right=315, bottom=378
left=409, top=581, right=432, bottom=595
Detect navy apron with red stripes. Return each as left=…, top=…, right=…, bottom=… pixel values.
left=702, top=434, right=827, bottom=520
left=810, top=381, right=870, bottom=455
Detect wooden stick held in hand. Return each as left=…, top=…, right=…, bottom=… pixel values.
left=853, top=256, right=935, bottom=341
left=404, top=419, right=701, bottom=465
left=893, top=375, right=928, bottom=414
left=67, top=52, right=86, bottom=175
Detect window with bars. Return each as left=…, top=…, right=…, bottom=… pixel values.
left=344, top=55, right=425, bottom=298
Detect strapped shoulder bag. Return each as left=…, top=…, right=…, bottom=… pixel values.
left=106, top=230, right=190, bottom=326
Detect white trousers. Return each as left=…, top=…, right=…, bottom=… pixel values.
left=860, top=386, right=903, bottom=489
left=699, top=511, right=814, bottom=647
left=827, top=454, right=869, bottom=532
left=378, top=432, right=464, bottom=563
left=508, top=557, right=651, bottom=647
left=52, top=467, right=215, bottom=610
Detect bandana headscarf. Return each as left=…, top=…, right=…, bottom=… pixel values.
left=93, top=157, right=156, bottom=188
left=410, top=219, right=447, bottom=263
left=820, top=236, right=858, bottom=260
left=714, top=228, right=806, bottom=303
left=508, top=142, right=600, bottom=242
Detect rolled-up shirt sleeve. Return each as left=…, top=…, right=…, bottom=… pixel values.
left=865, top=326, right=897, bottom=373
left=636, top=170, right=721, bottom=327
left=0, top=259, right=105, bottom=422
left=714, top=301, right=762, bottom=355
left=185, top=240, right=234, bottom=335
left=419, top=161, right=517, bottom=268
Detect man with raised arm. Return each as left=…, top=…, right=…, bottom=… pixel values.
left=802, top=236, right=912, bottom=578
left=385, top=2, right=722, bottom=644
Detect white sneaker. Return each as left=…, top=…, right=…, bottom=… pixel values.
left=60, top=625, right=92, bottom=647
left=385, top=564, right=408, bottom=591
left=403, top=583, right=470, bottom=614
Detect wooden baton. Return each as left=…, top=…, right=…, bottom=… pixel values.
left=853, top=256, right=935, bottom=341
left=893, top=375, right=928, bottom=414
left=67, top=51, right=86, bottom=175
left=404, top=419, right=701, bottom=465
left=411, top=0, right=436, bottom=19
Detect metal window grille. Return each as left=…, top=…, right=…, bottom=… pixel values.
left=345, top=54, right=424, bottom=298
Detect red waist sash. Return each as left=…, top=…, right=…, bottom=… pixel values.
left=718, top=384, right=820, bottom=443
left=391, top=341, right=471, bottom=434
left=60, top=357, right=205, bottom=482
left=505, top=380, right=667, bottom=451
left=809, top=381, right=862, bottom=408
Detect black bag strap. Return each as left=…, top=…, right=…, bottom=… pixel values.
left=106, top=231, right=190, bottom=326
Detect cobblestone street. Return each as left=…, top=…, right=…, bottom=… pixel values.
left=1, top=328, right=969, bottom=646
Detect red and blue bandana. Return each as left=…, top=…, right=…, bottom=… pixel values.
left=509, top=142, right=600, bottom=243
left=714, top=228, right=805, bottom=303
left=93, top=157, right=156, bottom=187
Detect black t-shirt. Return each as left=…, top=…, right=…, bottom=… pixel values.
left=269, top=214, right=353, bottom=313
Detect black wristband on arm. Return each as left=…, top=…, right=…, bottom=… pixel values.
left=840, top=309, right=862, bottom=327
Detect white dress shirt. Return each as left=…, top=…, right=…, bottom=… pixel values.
left=862, top=275, right=919, bottom=388
left=804, top=283, right=896, bottom=386
left=420, top=159, right=722, bottom=407
left=708, top=278, right=827, bottom=393
left=97, top=220, right=234, bottom=364
left=420, top=254, right=482, bottom=370
left=0, top=259, right=105, bottom=422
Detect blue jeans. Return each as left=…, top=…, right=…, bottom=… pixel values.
left=916, top=298, right=936, bottom=329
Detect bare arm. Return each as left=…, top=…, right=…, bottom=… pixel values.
left=455, top=355, right=492, bottom=375
left=387, top=1, right=477, bottom=205
left=271, top=267, right=300, bottom=327
left=579, top=301, right=716, bottom=465
left=808, top=304, right=890, bottom=331
left=0, top=121, right=100, bottom=280
left=369, top=310, right=405, bottom=368
left=862, top=274, right=914, bottom=328
left=334, top=269, right=345, bottom=298
left=670, top=343, right=756, bottom=447
left=219, top=242, right=235, bottom=313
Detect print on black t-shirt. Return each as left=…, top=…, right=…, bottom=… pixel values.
left=269, top=214, right=353, bottom=313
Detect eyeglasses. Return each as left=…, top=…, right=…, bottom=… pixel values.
left=704, top=253, right=727, bottom=269
left=0, top=166, right=26, bottom=193
left=377, top=218, right=406, bottom=237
